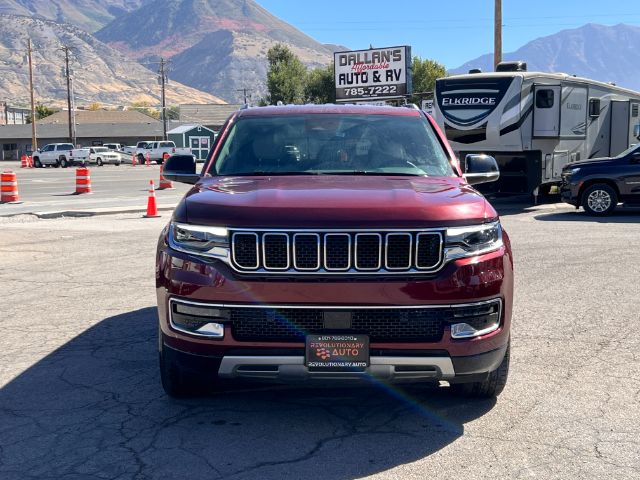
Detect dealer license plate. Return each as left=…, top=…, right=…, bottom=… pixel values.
left=305, top=334, right=369, bottom=368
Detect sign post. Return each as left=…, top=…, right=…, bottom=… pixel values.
left=334, top=46, right=412, bottom=103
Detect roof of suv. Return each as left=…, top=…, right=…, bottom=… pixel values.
left=237, top=104, right=422, bottom=118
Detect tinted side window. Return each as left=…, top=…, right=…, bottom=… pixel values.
left=536, top=89, right=554, bottom=109
left=589, top=98, right=601, bottom=117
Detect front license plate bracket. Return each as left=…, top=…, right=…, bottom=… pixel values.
left=305, top=334, right=369, bottom=369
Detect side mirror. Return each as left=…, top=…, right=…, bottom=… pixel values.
left=463, top=154, right=500, bottom=185
left=163, top=154, right=199, bottom=184
left=631, top=150, right=640, bottom=163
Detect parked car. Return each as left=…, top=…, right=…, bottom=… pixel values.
left=88, top=146, right=122, bottom=166
left=136, top=140, right=176, bottom=164
left=122, top=145, right=138, bottom=155
left=69, top=147, right=91, bottom=165
left=561, top=143, right=640, bottom=215
left=156, top=104, right=513, bottom=399
left=103, top=143, right=123, bottom=151
left=32, top=143, right=75, bottom=168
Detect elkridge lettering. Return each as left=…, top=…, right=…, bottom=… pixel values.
left=442, top=97, right=497, bottom=106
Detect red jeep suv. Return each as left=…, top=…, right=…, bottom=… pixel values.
left=157, top=104, right=513, bottom=398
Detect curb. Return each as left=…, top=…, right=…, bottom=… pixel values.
left=1, top=205, right=175, bottom=219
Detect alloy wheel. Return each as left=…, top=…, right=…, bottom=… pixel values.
left=587, top=189, right=611, bottom=213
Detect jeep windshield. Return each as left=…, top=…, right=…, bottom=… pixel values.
left=213, top=114, right=454, bottom=177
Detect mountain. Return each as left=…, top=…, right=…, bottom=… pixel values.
left=95, top=0, right=335, bottom=102
left=0, top=15, right=226, bottom=107
left=451, top=23, right=640, bottom=92
left=0, top=0, right=151, bottom=32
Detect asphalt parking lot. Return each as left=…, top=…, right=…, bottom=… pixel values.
left=0, top=162, right=191, bottom=216
left=1, top=202, right=639, bottom=479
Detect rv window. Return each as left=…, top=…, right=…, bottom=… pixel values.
left=536, top=89, right=555, bottom=109
left=589, top=99, right=601, bottom=117
left=633, top=104, right=639, bottom=118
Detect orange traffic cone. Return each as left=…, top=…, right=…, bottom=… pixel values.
left=27, top=155, right=33, bottom=168
left=143, top=180, right=160, bottom=217
left=75, top=167, right=92, bottom=194
left=1, top=170, right=20, bottom=203
left=20, top=154, right=28, bottom=168
left=145, top=151, right=151, bottom=166
left=131, top=153, right=137, bottom=166
left=162, top=152, right=170, bottom=163
left=158, top=164, right=174, bottom=190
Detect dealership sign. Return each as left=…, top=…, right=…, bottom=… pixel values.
left=334, top=46, right=412, bottom=102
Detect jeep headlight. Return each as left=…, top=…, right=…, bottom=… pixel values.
left=444, top=221, right=503, bottom=260
left=168, top=222, right=229, bottom=258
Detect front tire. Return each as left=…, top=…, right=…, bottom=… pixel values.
left=33, top=158, right=42, bottom=168
left=582, top=184, right=617, bottom=216
left=452, top=341, right=510, bottom=399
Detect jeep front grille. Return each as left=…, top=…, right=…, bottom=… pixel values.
left=230, top=229, right=443, bottom=274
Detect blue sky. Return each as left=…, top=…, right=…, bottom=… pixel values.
left=256, top=0, right=640, bottom=68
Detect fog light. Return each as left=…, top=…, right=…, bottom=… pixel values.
left=175, top=303, right=230, bottom=319
left=195, top=322, right=224, bottom=338
left=451, top=321, right=499, bottom=339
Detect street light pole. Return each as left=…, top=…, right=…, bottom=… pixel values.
left=27, top=38, right=37, bottom=151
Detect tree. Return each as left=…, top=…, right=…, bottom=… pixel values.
left=305, top=63, right=335, bottom=104
left=166, top=106, right=179, bottom=120
left=130, top=101, right=160, bottom=120
left=410, top=57, right=446, bottom=104
left=265, top=44, right=307, bottom=105
left=27, top=104, right=57, bottom=123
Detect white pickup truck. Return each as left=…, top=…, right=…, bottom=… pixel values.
left=32, top=143, right=76, bottom=168
left=135, top=140, right=176, bottom=164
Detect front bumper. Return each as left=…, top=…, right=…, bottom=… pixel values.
left=162, top=342, right=508, bottom=383
left=560, top=177, right=580, bottom=206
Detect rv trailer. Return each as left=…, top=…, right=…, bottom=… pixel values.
left=433, top=62, right=640, bottom=196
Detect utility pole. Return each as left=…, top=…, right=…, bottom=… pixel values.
left=494, top=0, right=502, bottom=70
left=27, top=38, right=37, bottom=151
left=159, top=57, right=168, bottom=140
left=236, top=88, right=251, bottom=105
left=61, top=46, right=76, bottom=145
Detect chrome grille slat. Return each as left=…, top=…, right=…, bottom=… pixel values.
left=262, top=233, right=289, bottom=270
left=293, top=233, right=320, bottom=270
left=324, top=233, right=351, bottom=271
left=416, top=232, right=443, bottom=269
left=230, top=230, right=444, bottom=274
left=355, top=233, right=382, bottom=270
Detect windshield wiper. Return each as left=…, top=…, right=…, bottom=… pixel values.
left=220, top=171, right=323, bottom=176
left=320, top=171, right=427, bottom=177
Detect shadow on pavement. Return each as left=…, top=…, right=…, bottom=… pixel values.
left=533, top=208, right=640, bottom=223
left=0, top=307, right=495, bottom=480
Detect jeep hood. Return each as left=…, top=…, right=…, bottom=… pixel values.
left=177, top=176, right=496, bottom=228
